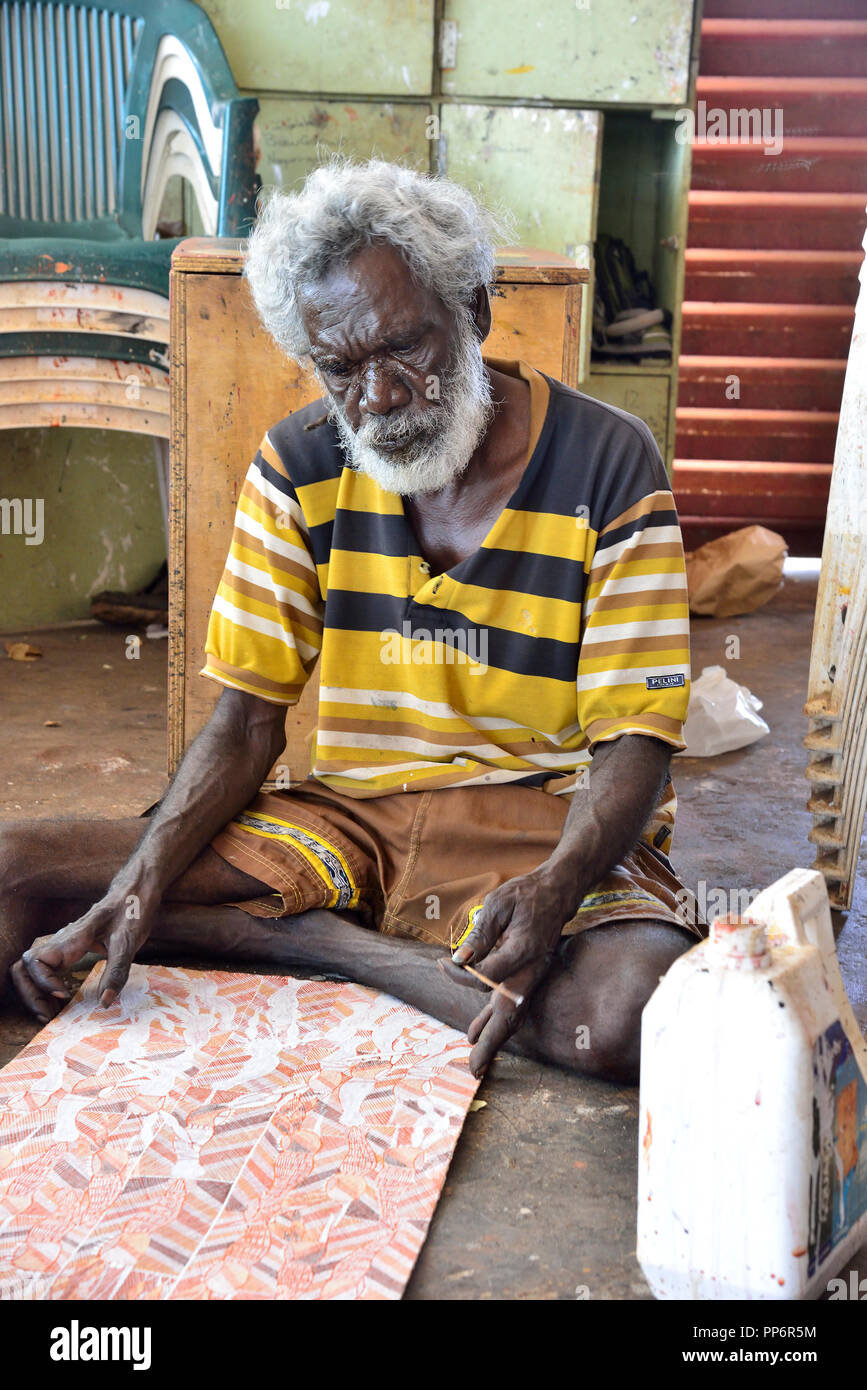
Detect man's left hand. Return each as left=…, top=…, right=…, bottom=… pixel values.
left=440, top=865, right=581, bottom=1076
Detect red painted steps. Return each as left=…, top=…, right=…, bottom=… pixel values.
left=695, top=78, right=867, bottom=139
left=700, top=20, right=867, bottom=80
left=673, top=459, right=830, bottom=522
left=687, top=192, right=867, bottom=250
left=676, top=407, right=839, bottom=462
left=683, top=250, right=862, bottom=305
left=676, top=0, right=861, bottom=553
left=681, top=302, right=854, bottom=358
left=690, top=138, right=867, bottom=194
left=678, top=356, right=848, bottom=411
left=679, top=515, right=826, bottom=557
left=672, top=460, right=831, bottom=555
left=705, top=0, right=867, bottom=18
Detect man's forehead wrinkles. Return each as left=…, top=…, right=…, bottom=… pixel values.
left=307, top=260, right=413, bottom=314
left=311, top=305, right=434, bottom=361
left=303, top=249, right=440, bottom=349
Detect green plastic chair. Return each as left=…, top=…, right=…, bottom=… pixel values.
left=0, top=0, right=258, bottom=461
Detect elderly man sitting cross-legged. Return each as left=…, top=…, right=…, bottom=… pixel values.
left=4, top=159, right=703, bottom=1081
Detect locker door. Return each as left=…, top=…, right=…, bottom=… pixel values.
left=441, top=103, right=600, bottom=379
left=441, top=104, right=601, bottom=257
left=442, top=0, right=694, bottom=106
left=197, top=0, right=436, bottom=97
left=254, top=100, right=433, bottom=194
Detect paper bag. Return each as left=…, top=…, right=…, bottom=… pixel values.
left=684, top=525, right=787, bottom=618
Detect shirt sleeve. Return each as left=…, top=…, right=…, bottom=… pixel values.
left=576, top=424, right=691, bottom=752
left=200, top=431, right=324, bottom=705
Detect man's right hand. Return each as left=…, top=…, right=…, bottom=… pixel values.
left=11, top=888, right=156, bottom=1022
left=9, top=688, right=288, bottom=1024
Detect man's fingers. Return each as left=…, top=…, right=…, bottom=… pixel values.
left=464, top=955, right=550, bottom=1074
left=29, top=919, right=96, bottom=972
left=469, top=1003, right=519, bottom=1078
left=467, top=1002, right=493, bottom=1046
left=10, top=959, right=60, bottom=1024
left=437, top=958, right=489, bottom=992
left=450, top=900, right=512, bottom=967
left=21, top=916, right=105, bottom=998
left=471, top=935, right=542, bottom=984
left=20, top=950, right=69, bottom=1006
left=98, top=926, right=141, bottom=1005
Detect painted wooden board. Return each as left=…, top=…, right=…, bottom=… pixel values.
left=254, top=99, right=432, bottom=194
left=169, top=241, right=585, bottom=774
left=442, top=0, right=695, bottom=106
left=442, top=105, right=600, bottom=258
left=197, top=0, right=435, bottom=97
left=0, top=963, right=479, bottom=1300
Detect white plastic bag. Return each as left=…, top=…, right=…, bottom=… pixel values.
left=680, top=665, right=769, bottom=757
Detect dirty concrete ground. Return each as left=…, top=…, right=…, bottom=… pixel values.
left=1, top=581, right=865, bottom=1300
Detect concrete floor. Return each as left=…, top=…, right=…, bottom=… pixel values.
left=2, top=579, right=866, bottom=1300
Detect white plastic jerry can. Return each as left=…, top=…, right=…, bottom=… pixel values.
left=637, top=868, right=867, bottom=1300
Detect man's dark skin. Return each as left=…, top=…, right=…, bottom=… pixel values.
left=4, top=241, right=691, bottom=1080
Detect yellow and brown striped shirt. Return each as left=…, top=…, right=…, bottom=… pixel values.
left=202, top=358, right=691, bottom=852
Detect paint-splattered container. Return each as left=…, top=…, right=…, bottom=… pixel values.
left=637, top=868, right=867, bottom=1300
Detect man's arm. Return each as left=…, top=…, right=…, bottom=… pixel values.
left=536, top=733, right=672, bottom=912
left=444, top=734, right=673, bottom=1069
left=18, top=688, right=287, bottom=1007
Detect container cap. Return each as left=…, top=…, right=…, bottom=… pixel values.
left=709, top=914, right=771, bottom=970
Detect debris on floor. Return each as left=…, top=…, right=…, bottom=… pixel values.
left=4, top=641, right=42, bottom=662
left=681, top=665, right=770, bottom=757
left=90, top=562, right=169, bottom=629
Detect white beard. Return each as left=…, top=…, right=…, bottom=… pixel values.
left=325, top=316, right=494, bottom=498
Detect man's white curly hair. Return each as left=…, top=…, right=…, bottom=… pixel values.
left=244, top=157, right=506, bottom=362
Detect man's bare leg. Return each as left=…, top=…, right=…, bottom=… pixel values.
left=0, top=817, right=271, bottom=907
left=139, top=905, right=694, bottom=1082
left=0, top=817, right=275, bottom=1004
left=2, top=817, right=693, bottom=1079
left=9, top=879, right=691, bottom=1081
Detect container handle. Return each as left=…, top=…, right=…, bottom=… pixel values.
left=751, top=868, right=867, bottom=1076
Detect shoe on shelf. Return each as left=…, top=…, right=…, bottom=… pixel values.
left=605, top=306, right=665, bottom=339
left=591, top=240, right=672, bottom=363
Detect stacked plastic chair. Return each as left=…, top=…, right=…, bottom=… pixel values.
left=803, top=209, right=867, bottom=910
left=0, top=0, right=258, bottom=518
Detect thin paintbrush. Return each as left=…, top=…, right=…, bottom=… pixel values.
left=458, top=961, right=524, bottom=1007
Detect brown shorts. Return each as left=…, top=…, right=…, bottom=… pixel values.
left=210, top=780, right=704, bottom=951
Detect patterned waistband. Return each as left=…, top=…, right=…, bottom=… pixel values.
left=233, top=811, right=359, bottom=911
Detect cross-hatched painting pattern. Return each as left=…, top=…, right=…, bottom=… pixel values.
left=0, top=963, right=479, bottom=1299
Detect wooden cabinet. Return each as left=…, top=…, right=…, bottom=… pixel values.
left=199, top=0, right=695, bottom=107
left=168, top=239, right=587, bottom=775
